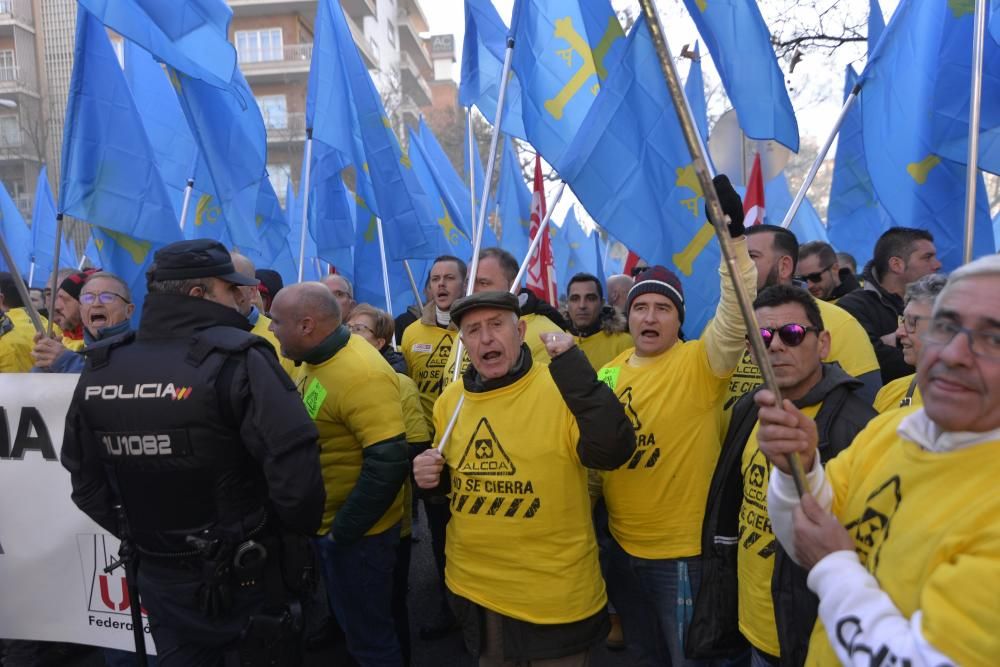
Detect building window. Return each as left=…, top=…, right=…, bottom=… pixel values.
left=256, top=95, right=287, bottom=129
left=370, top=38, right=380, bottom=66
left=0, top=50, right=15, bottom=81
left=235, top=29, right=284, bottom=64
left=0, top=115, right=18, bottom=147
left=267, top=164, right=291, bottom=200
left=387, top=19, right=396, bottom=47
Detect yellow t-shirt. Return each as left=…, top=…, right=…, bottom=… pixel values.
left=806, top=410, right=1000, bottom=666
left=873, top=373, right=921, bottom=413
left=399, top=372, right=432, bottom=538
left=442, top=313, right=562, bottom=386
left=295, top=335, right=406, bottom=536
left=0, top=308, right=46, bottom=372
left=251, top=313, right=297, bottom=377
left=738, top=404, right=821, bottom=656
left=576, top=331, right=634, bottom=371
left=401, top=320, right=454, bottom=423
left=435, top=363, right=605, bottom=624
left=62, top=336, right=86, bottom=352
left=724, top=299, right=880, bottom=412
left=598, top=340, right=728, bottom=559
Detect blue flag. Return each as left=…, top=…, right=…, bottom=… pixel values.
left=868, top=0, right=885, bottom=53
left=171, top=65, right=267, bottom=252
left=762, top=173, right=828, bottom=243
left=60, top=7, right=181, bottom=245
left=351, top=196, right=419, bottom=317
left=682, top=0, right=799, bottom=152
left=414, top=120, right=474, bottom=239
left=860, top=0, right=995, bottom=268
left=552, top=207, right=597, bottom=287
left=561, top=15, right=721, bottom=336
left=460, top=0, right=526, bottom=137
left=77, top=0, right=236, bottom=89
left=510, top=0, right=625, bottom=172
left=0, top=180, right=30, bottom=277
left=307, top=139, right=356, bottom=263
left=685, top=42, right=709, bottom=146
left=408, top=128, right=473, bottom=258
left=307, top=0, right=436, bottom=261
left=30, top=166, right=65, bottom=285
left=827, top=66, right=893, bottom=266
left=284, top=174, right=325, bottom=283
left=91, top=226, right=161, bottom=324
left=495, top=138, right=532, bottom=260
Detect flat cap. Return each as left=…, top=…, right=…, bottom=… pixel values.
left=147, top=239, right=257, bottom=286
left=450, top=291, right=520, bottom=326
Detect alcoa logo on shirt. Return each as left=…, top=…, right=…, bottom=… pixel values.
left=84, top=384, right=194, bottom=401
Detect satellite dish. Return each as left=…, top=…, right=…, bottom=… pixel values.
left=708, top=109, right=792, bottom=187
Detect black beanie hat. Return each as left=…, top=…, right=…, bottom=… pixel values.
left=58, top=268, right=99, bottom=302
left=626, top=266, right=685, bottom=323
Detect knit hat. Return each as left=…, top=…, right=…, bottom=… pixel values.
left=626, top=266, right=685, bottom=323
left=58, top=268, right=100, bottom=302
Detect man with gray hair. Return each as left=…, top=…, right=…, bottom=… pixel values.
left=606, top=274, right=633, bottom=314
left=321, top=273, right=355, bottom=320
left=756, top=254, right=1000, bottom=665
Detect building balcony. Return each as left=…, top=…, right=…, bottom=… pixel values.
left=400, top=51, right=431, bottom=107
left=228, top=0, right=316, bottom=19
left=397, top=10, right=431, bottom=76
left=0, top=0, right=34, bottom=33
left=264, top=111, right=307, bottom=144
left=0, top=66, right=38, bottom=98
left=341, top=0, right=376, bottom=22
left=238, top=43, right=312, bottom=82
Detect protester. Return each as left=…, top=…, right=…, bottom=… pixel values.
left=757, top=253, right=1000, bottom=666
left=269, top=283, right=409, bottom=665
left=689, top=284, right=876, bottom=666
left=873, top=272, right=947, bottom=412
left=52, top=270, right=97, bottom=351
left=347, top=302, right=433, bottom=666
left=837, top=227, right=942, bottom=384
left=321, top=273, right=355, bottom=320
left=255, top=268, right=283, bottom=314
left=563, top=272, right=633, bottom=371
left=597, top=176, right=756, bottom=666
left=31, top=272, right=134, bottom=373
left=413, top=290, right=635, bottom=666
left=28, top=287, right=45, bottom=314
left=734, top=225, right=881, bottom=406
left=606, top=274, right=633, bottom=314
left=231, top=252, right=295, bottom=376
left=61, top=239, right=325, bottom=665
left=835, top=251, right=858, bottom=277
left=796, top=241, right=860, bottom=302
left=444, top=247, right=566, bottom=382
left=0, top=272, right=50, bottom=372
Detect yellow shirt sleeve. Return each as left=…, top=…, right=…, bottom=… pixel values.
left=702, top=236, right=758, bottom=377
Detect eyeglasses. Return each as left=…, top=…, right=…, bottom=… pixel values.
left=921, top=318, right=1000, bottom=359
left=901, top=315, right=929, bottom=334
left=795, top=264, right=834, bottom=284
left=80, top=291, right=129, bottom=305
left=347, top=323, right=374, bottom=335
left=755, top=323, right=820, bottom=349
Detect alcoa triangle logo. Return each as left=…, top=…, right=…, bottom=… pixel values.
left=426, top=333, right=453, bottom=369
left=457, top=417, right=516, bottom=477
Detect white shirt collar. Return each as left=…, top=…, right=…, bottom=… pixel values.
left=897, top=408, right=1000, bottom=453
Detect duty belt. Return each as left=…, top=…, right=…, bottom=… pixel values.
left=135, top=512, right=269, bottom=564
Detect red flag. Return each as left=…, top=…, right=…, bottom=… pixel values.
left=623, top=250, right=642, bottom=276
left=743, top=152, right=765, bottom=226
left=526, top=154, right=558, bottom=307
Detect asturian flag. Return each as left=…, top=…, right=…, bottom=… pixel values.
left=526, top=154, right=558, bottom=307
left=744, top=152, right=765, bottom=226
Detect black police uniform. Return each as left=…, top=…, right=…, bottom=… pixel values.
left=61, top=241, right=325, bottom=666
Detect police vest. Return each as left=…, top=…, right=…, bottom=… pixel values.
left=79, top=327, right=271, bottom=555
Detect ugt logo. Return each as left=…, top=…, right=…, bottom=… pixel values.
left=76, top=534, right=147, bottom=616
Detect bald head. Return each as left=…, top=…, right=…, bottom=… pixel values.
left=606, top=274, right=634, bottom=312
left=268, top=282, right=342, bottom=361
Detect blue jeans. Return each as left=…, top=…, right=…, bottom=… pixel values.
left=315, top=525, right=402, bottom=667
left=605, top=536, right=709, bottom=667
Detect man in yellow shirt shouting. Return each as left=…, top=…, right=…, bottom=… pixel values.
left=758, top=255, right=1000, bottom=666
left=413, top=291, right=635, bottom=666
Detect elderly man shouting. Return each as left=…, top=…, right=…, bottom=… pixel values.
left=414, top=291, right=635, bottom=666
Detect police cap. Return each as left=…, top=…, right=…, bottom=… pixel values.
left=148, top=239, right=257, bottom=286
left=450, top=291, right=520, bottom=327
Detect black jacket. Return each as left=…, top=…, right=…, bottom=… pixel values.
left=836, top=263, right=910, bottom=383
left=518, top=288, right=569, bottom=331
left=830, top=267, right=861, bottom=300
left=687, top=363, right=877, bottom=665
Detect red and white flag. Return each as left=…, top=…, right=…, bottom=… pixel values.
left=526, top=154, right=559, bottom=307
left=743, top=152, right=766, bottom=226
left=623, top=250, right=642, bottom=276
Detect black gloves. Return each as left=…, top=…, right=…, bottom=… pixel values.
left=706, top=174, right=745, bottom=238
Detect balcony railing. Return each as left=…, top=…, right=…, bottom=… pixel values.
left=0, top=66, right=19, bottom=82
left=0, top=0, right=33, bottom=27
left=238, top=43, right=313, bottom=67
left=264, top=112, right=306, bottom=143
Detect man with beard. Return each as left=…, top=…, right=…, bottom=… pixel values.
left=564, top=272, right=633, bottom=371
left=796, top=241, right=861, bottom=303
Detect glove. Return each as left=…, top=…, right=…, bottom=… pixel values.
left=706, top=174, right=745, bottom=238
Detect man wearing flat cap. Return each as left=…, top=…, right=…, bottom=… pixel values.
left=61, top=239, right=325, bottom=665
left=413, top=290, right=636, bottom=666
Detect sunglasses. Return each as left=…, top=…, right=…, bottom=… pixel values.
left=755, top=323, right=820, bottom=348
left=795, top=264, right=834, bottom=284
left=80, top=291, right=129, bottom=305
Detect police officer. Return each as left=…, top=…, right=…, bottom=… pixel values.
left=61, top=239, right=326, bottom=665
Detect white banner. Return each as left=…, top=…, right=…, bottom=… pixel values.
left=0, top=374, right=154, bottom=653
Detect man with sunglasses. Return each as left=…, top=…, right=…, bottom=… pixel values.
left=796, top=241, right=860, bottom=303
left=31, top=271, right=134, bottom=373
left=756, top=255, right=1000, bottom=665
left=690, top=285, right=876, bottom=666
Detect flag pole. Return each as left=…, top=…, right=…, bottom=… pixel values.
left=178, top=178, right=195, bottom=231
left=637, top=0, right=807, bottom=496
left=375, top=218, right=398, bottom=351
left=0, top=230, right=44, bottom=333
left=28, top=260, right=34, bottom=288
left=439, top=181, right=567, bottom=451
left=467, top=107, right=479, bottom=245
left=46, top=213, right=64, bottom=338
left=963, top=0, right=988, bottom=264
left=403, top=259, right=423, bottom=309
left=779, top=83, right=861, bottom=230
left=298, top=128, right=314, bottom=283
